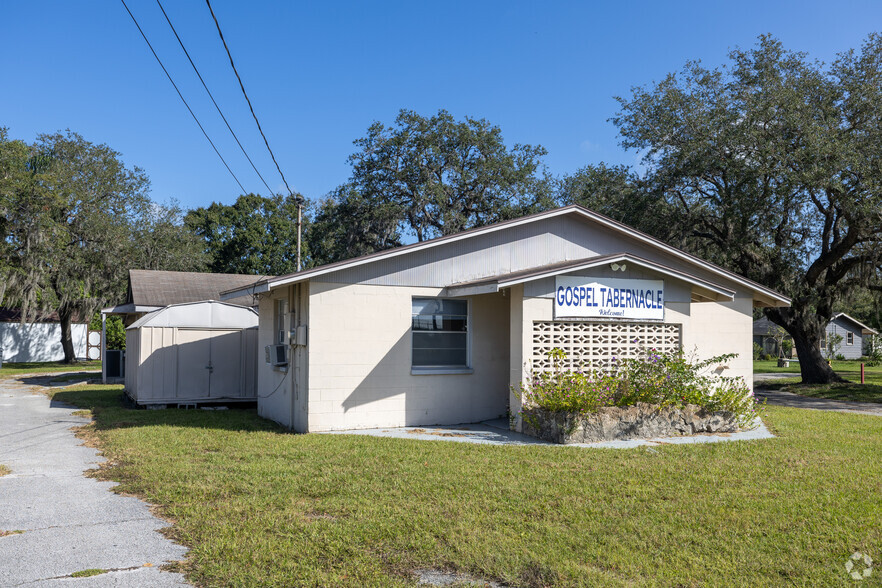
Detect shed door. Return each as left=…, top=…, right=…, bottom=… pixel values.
left=209, top=330, right=243, bottom=398
left=176, top=329, right=211, bottom=398
left=175, top=329, right=244, bottom=399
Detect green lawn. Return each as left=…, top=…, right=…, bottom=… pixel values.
left=47, top=384, right=882, bottom=587
left=0, top=360, right=101, bottom=378
left=755, top=360, right=882, bottom=403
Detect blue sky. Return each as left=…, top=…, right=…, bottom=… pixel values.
left=2, top=1, right=880, bottom=210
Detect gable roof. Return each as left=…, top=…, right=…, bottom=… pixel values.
left=754, top=313, right=879, bottom=336
left=220, top=205, right=790, bottom=306
left=753, top=317, right=780, bottom=336
left=127, top=270, right=268, bottom=309
left=832, top=313, right=879, bottom=335
left=445, top=252, right=736, bottom=302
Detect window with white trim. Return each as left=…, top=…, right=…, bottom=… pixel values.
left=847, top=331, right=854, bottom=345
left=411, top=298, right=468, bottom=368
left=276, top=299, right=288, bottom=344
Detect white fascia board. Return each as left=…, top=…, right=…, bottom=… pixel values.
left=220, top=281, right=271, bottom=301
left=571, top=210, right=790, bottom=305
left=833, top=313, right=879, bottom=335
left=496, top=254, right=737, bottom=301
left=251, top=205, right=789, bottom=305
left=257, top=209, right=579, bottom=291
left=101, top=304, right=162, bottom=314
left=444, top=283, right=501, bottom=297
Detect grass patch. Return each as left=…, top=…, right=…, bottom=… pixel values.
left=49, top=383, right=882, bottom=587
left=0, top=360, right=101, bottom=378
left=70, top=569, right=107, bottom=578
left=763, top=380, right=882, bottom=404
left=0, top=530, right=24, bottom=537
left=0, top=465, right=10, bottom=477
left=756, top=360, right=882, bottom=403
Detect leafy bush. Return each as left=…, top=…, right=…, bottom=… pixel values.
left=87, top=313, right=126, bottom=350
left=516, top=348, right=760, bottom=428
left=834, top=353, right=846, bottom=361
left=752, top=342, right=764, bottom=360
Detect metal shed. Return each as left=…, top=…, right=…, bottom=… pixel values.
left=125, top=300, right=259, bottom=406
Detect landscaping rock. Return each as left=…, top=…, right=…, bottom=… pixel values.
left=521, top=403, right=742, bottom=444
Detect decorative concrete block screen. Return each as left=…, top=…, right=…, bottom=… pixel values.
left=531, top=321, right=681, bottom=372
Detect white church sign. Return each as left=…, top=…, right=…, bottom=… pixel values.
left=555, top=277, right=665, bottom=320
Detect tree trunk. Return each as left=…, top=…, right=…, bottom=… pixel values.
left=58, top=306, right=77, bottom=364
left=768, top=308, right=844, bottom=384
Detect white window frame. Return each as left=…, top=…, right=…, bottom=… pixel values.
left=411, top=297, right=472, bottom=375
left=276, top=299, right=288, bottom=345
left=847, top=331, right=854, bottom=346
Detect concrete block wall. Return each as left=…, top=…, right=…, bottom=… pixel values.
left=683, top=294, right=754, bottom=389
left=305, top=282, right=510, bottom=431
left=507, top=274, right=755, bottom=432
left=257, top=286, right=294, bottom=428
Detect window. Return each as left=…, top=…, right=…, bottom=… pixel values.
left=847, top=332, right=854, bottom=346
left=412, top=298, right=468, bottom=369
left=276, top=299, right=288, bottom=344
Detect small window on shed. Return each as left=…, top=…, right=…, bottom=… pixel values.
left=847, top=332, right=854, bottom=346
left=411, top=298, right=468, bottom=369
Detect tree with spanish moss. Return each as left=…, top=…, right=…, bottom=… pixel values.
left=612, top=34, right=882, bottom=384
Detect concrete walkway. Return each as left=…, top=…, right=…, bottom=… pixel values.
left=323, top=416, right=775, bottom=448
left=0, top=375, right=189, bottom=587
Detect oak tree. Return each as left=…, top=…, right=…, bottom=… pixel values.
left=612, top=35, right=882, bottom=383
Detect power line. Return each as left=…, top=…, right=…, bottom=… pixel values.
left=119, top=0, right=247, bottom=194
left=204, top=0, right=298, bottom=202
left=155, top=0, right=276, bottom=197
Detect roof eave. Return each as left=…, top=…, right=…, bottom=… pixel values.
left=219, top=281, right=271, bottom=301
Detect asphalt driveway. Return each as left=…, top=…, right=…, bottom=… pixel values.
left=754, top=373, right=882, bottom=416
left=0, top=375, right=189, bottom=586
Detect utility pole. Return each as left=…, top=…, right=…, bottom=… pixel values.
left=296, top=201, right=302, bottom=272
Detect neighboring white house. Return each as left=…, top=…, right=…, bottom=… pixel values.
left=221, top=205, right=790, bottom=434
left=0, top=308, right=88, bottom=363
left=820, top=313, right=878, bottom=360
left=754, top=313, right=879, bottom=360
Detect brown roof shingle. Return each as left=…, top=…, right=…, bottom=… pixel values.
left=127, top=270, right=267, bottom=308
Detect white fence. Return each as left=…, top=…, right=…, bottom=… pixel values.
left=0, top=323, right=88, bottom=362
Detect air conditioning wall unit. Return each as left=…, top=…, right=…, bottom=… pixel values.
left=265, top=344, right=288, bottom=367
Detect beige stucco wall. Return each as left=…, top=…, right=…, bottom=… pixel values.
left=304, top=282, right=510, bottom=432
left=256, top=272, right=756, bottom=433
left=257, top=286, right=293, bottom=428
left=682, top=293, right=754, bottom=389
left=506, top=270, right=755, bottom=431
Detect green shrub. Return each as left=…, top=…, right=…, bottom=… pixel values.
left=88, top=313, right=126, bottom=350
left=752, top=342, right=764, bottom=360
left=516, top=348, right=760, bottom=428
